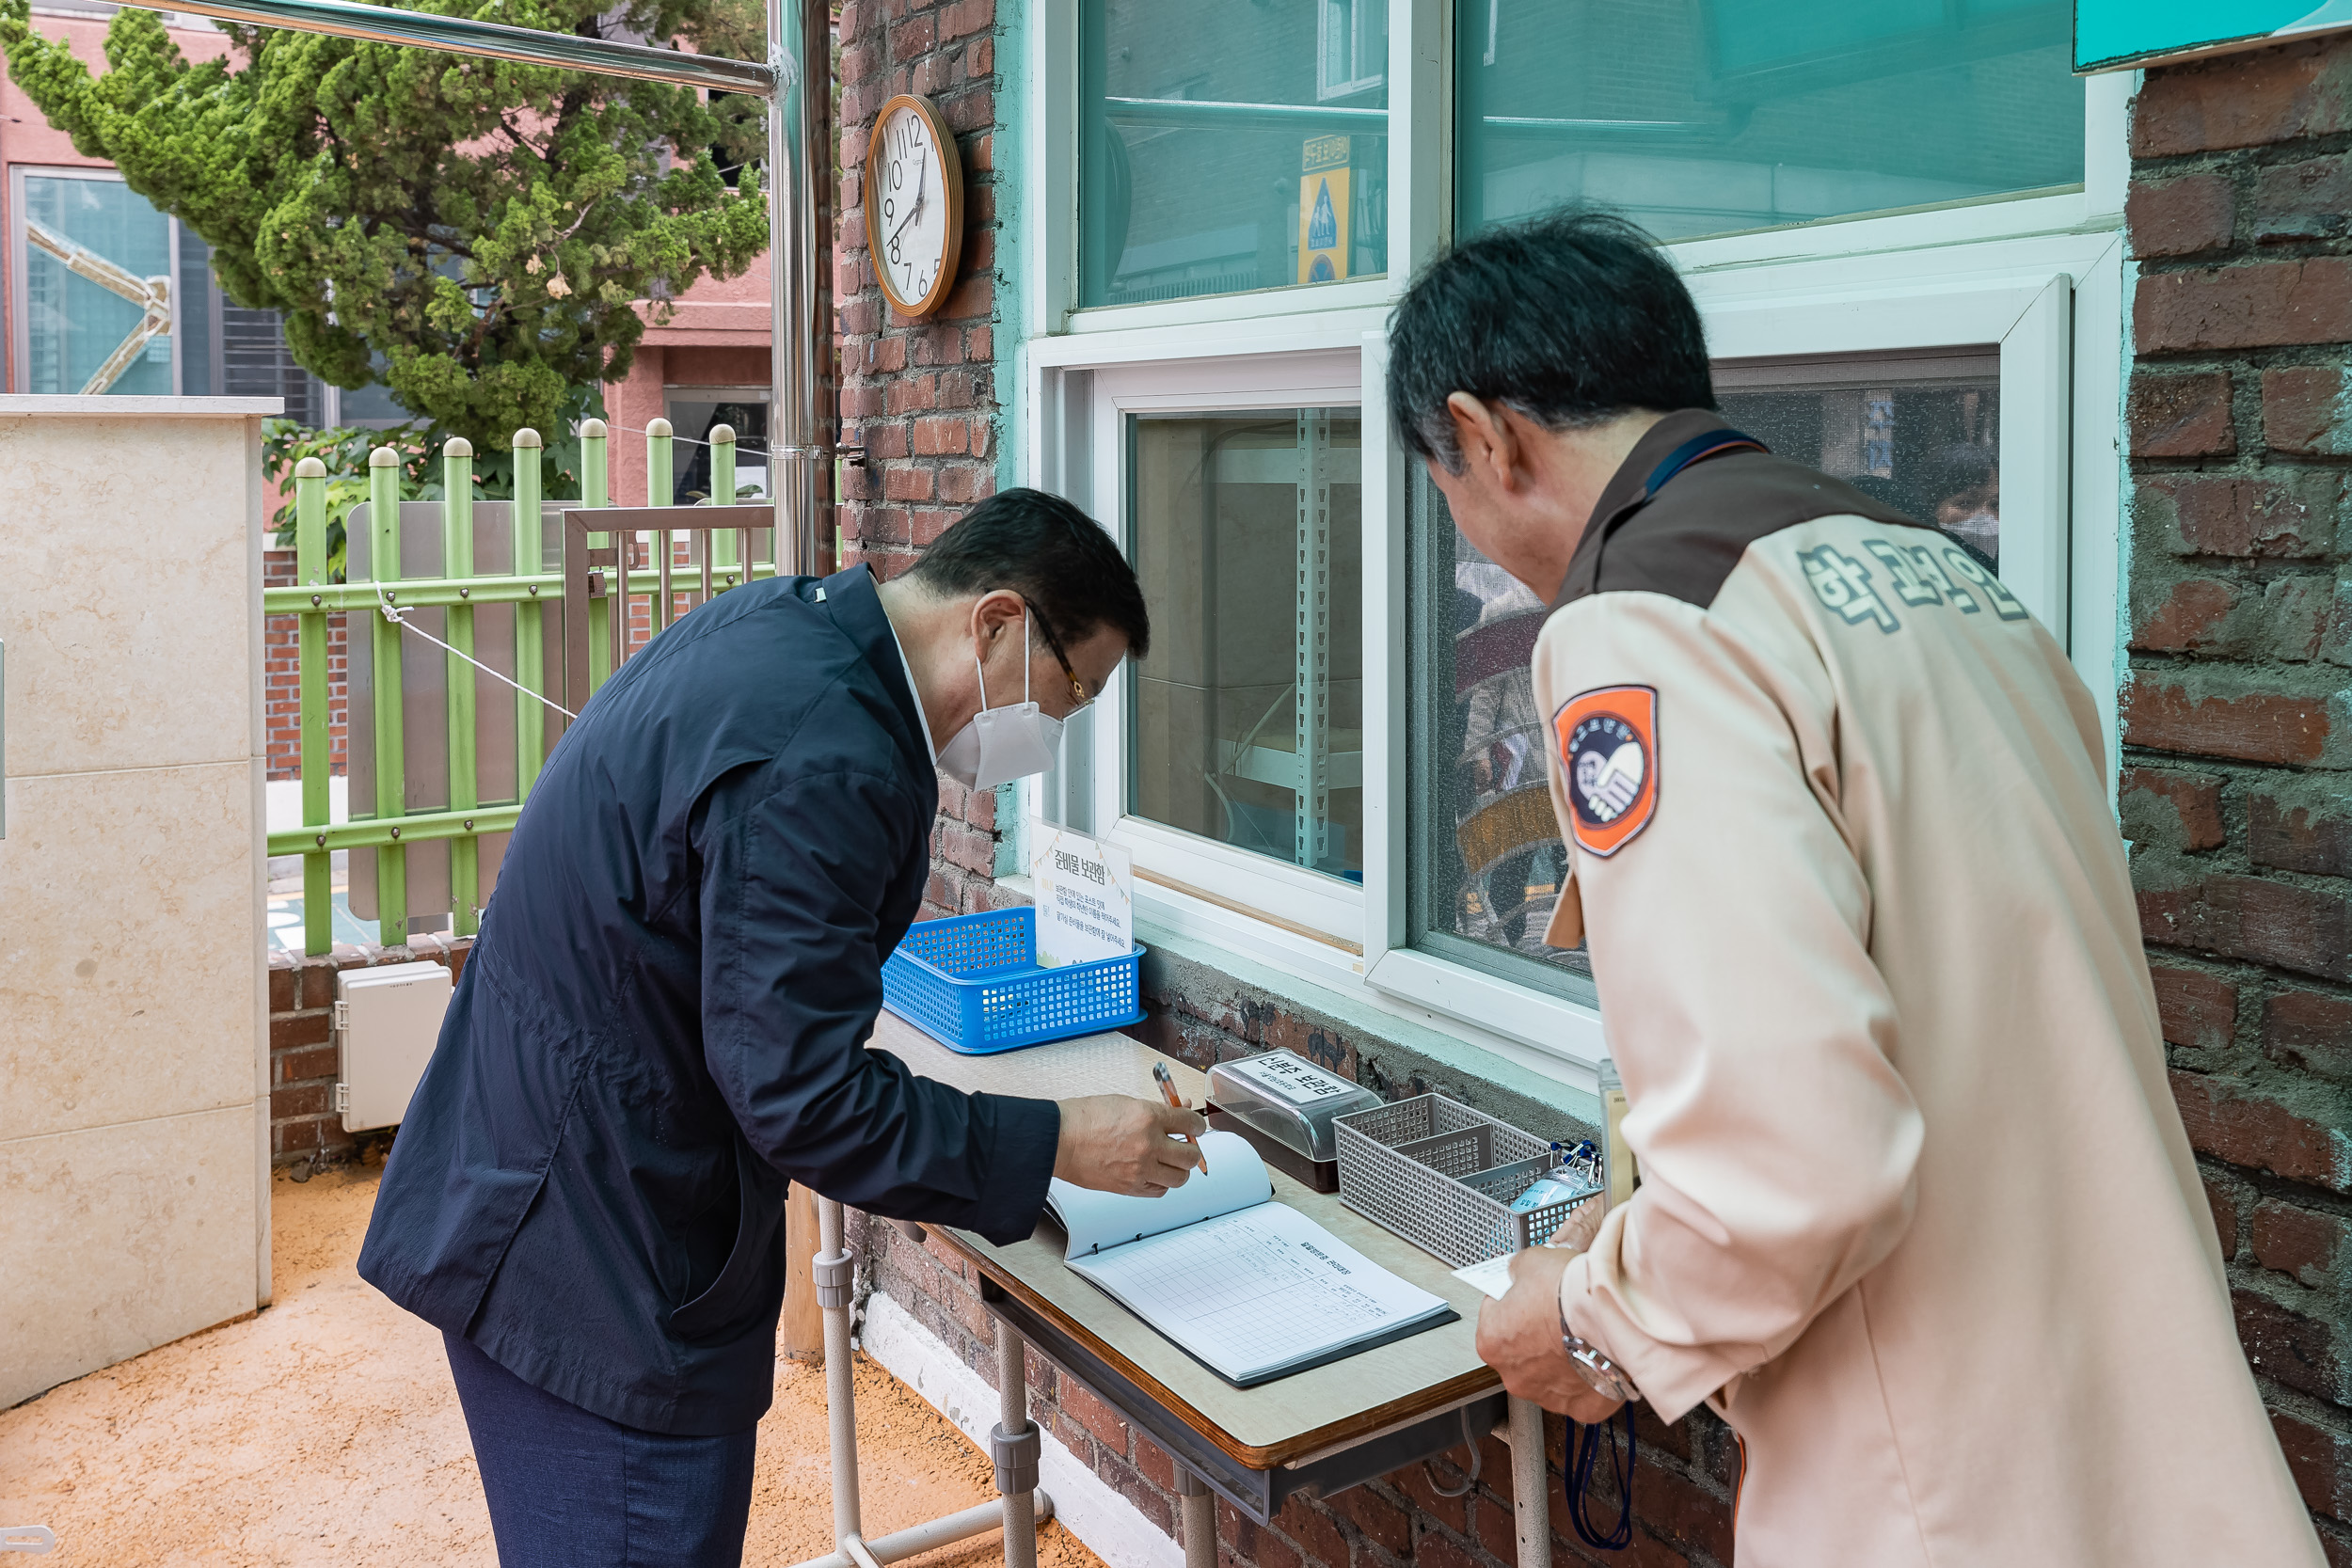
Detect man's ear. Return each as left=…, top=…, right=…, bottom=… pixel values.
left=968, top=587, right=1027, bottom=647
left=1445, top=392, right=1517, bottom=490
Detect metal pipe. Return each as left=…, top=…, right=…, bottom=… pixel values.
left=109, top=0, right=771, bottom=93
left=789, top=1493, right=1057, bottom=1568
left=1505, top=1396, right=1553, bottom=1568
left=995, top=1318, right=1040, bottom=1568
left=1174, top=1467, right=1216, bottom=1568
left=768, top=0, right=834, bottom=577
left=818, top=1197, right=861, bottom=1548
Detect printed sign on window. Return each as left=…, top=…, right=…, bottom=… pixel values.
left=1027, top=819, right=1134, bottom=967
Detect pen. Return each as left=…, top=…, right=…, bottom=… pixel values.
left=1152, top=1060, right=1207, bottom=1171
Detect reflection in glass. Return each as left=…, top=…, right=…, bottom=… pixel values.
left=1410, top=471, right=1585, bottom=988
left=1130, top=410, right=1364, bottom=882
left=1082, top=0, right=1387, bottom=309
left=1717, top=352, right=2002, bottom=565
left=23, top=175, right=174, bottom=396
left=1455, top=0, right=2081, bottom=243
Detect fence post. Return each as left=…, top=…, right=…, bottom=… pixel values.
left=711, top=423, right=743, bottom=592
left=647, top=417, right=675, bottom=635
left=368, top=446, right=408, bottom=946
left=512, top=427, right=547, bottom=795
left=294, top=455, right=333, bottom=956
left=582, top=419, right=612, bottom=694
left=443, top=436, right=480, bottom=938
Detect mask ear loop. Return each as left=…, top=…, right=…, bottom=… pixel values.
left=971, top=647, right=992, bottom=716
left=1023, top=606, right=1033, bottom=705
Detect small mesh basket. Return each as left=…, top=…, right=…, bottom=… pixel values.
left=1333, top=1093, right=1597, bottom=1266
left=882, top=907, right=1145, bottom=1054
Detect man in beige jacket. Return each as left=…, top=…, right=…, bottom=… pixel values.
left=1391, top=210, right=2323, bottom=1565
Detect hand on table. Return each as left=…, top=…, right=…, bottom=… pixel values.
left=1473, top=1199, right=1626, bottom=1423
left=1054, top=1095, right=1207, bottom=1196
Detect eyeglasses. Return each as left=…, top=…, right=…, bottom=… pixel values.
left=1021, top=596, right=1089, bottom=711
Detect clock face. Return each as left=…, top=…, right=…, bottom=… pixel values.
left=870, top=97, right=961, bottom=316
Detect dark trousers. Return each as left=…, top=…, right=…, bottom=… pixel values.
left=443, top=1330, right=757, bottom=1567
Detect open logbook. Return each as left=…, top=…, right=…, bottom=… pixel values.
left=1044, top=1131, right=1456, bottom=1388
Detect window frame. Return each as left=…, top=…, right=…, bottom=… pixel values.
left=1073, top=350, right=1375, bottom=953
left=9, top=164, right=188, bottom=399
left=1015, top=1, right=2134, bottom=1090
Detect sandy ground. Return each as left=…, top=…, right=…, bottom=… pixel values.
left=0, top=1164, right=1104, bottom=1568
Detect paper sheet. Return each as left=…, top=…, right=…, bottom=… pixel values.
left=1045, top=1130, right=1268, bottom=1257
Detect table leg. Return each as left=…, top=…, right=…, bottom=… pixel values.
left=1174, top=1466, right=1216, bottom=1568
left=993, top=1317, right=1043, bottom=1568
left=814, top=1198, right=863, bottom=1550
left=1506, top=1395, right=1552, bottom=1568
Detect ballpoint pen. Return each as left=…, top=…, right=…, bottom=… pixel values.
left=1152, top=1060, right=1206, bottom=1172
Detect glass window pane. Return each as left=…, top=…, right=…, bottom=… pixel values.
left=1716, top=351, right=2002, bottom=565
left=1082, top=0, right=1387, bottom=309
left=1129, top=409, right=1364, bottom=882
left=22, top=174, right=174, bottom=396
left=1408, top=469, right=1590, bottom=996
left=1455, top=0, right=2081, bottom=242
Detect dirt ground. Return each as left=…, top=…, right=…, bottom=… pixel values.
left=0, top=1164, right=1105, bottom=1568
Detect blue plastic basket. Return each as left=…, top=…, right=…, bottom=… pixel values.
left=881, top=906, right=1146, bottom=1054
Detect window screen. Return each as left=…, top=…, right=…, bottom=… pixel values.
left=1081, top=0, right=1387, bottom=309
left=1455, top=0, right=2082, bottom=242
left=1717, top=350, right=2002, bottom=566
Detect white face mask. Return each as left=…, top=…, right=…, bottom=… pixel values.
left=938, top=608, right=1066, bottom=791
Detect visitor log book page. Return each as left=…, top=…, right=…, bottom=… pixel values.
left=1045, top=1132, right=1456, bottom=1387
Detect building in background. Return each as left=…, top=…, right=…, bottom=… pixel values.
left=0, top=0, right=777, bottom=493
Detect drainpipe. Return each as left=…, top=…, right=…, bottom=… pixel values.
left=769, top=0, right=834, bottom=577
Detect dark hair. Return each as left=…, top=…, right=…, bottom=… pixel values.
left=1386, top=208, right=1715, bottom=472
left=904, top=487, right=1151, bottom=659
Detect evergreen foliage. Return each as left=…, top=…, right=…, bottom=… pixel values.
left=0, top=0, right=771, bottom=448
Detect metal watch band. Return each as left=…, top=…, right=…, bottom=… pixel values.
left=1559, top=1306, right=1637, bottom=1403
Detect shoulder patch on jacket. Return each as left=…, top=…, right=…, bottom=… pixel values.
left=1553, top=685, right=1659, bottom=857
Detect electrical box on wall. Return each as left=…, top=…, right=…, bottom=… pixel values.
left=334, top=960, right=453, bottom=1133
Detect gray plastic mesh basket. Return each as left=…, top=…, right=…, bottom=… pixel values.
left=1333, top=1094, right=1597, bottom=1267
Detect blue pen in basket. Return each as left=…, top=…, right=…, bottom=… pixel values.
left=882, top=906, right=1147, bottom=1054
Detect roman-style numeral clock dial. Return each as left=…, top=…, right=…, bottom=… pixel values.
left=865, top=94, right=964, bottom=320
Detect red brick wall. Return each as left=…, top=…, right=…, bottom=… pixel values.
left=835, top=0, right=1009, bottom=921
left=265, top=937, right=470, bottom=1164
left=2121, top=37, right=2352, bottom=1558
left=262, top=546, right=349, bottom=783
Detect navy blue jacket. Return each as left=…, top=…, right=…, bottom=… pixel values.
left=358, top=565, right=1061, bottom=1434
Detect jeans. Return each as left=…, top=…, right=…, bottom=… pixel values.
left=443, top=1330, right=757, bottom=1567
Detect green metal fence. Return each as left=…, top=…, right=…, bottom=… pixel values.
left=262, top=419, right=775, bottom=955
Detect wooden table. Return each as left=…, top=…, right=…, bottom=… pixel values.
left=870, top=1013, right=1545, bottom=1564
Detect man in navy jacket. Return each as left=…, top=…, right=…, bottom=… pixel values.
left=358, top=490, right=1200, bottom=1566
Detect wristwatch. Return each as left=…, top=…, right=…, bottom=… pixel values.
left=1559, top=1307, right=1637, bottom=1403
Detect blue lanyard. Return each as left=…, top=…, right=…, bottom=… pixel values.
left=1565, top=1405, right=1638, bottom=1551
left=1639, top=427, right=1768, bottom=501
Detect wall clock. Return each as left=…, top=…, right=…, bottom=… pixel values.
left=866, top=93, right=965, bottom=320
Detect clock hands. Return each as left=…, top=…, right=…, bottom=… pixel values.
left=889, top=150, right=928, bottom=243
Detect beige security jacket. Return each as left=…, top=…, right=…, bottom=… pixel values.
left=1534, top=412, right=2321, bottom=1567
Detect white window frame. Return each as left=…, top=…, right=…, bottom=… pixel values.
left=1015, top=2, right=2134, bottom=1090
left=1075, top=351, right=1372, bottom=952
left=1317, top=0, right=1386, bottom=102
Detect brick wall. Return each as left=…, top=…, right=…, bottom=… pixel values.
left=834, top=0, right=1009, bottom=920
left=2120, top=37, right=2352, bottom=1559
left=265, top=936, right=470, bottom=1164
left=262, top=545, right=350, bottom=783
